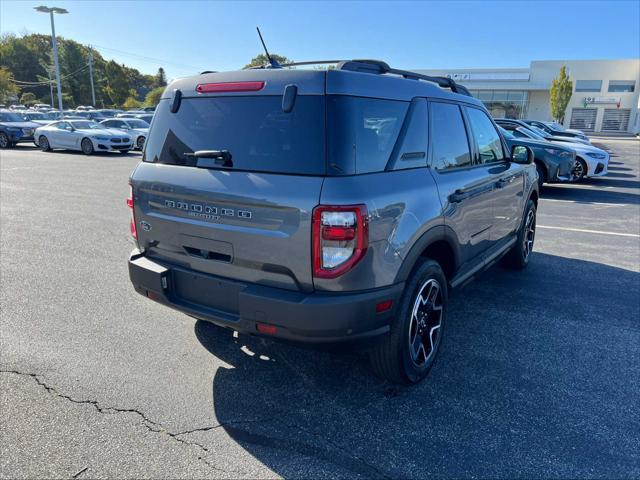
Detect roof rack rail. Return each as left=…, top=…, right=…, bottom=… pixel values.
left=244, top=60, right=347, bottom=70
left=240, top=58, right=473, bottom=97
left=336, top=59, right=472, bottom=97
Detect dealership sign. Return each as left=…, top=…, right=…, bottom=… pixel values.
left=584, top=96, right=621, bottom=104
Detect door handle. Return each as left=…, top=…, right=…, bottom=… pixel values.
left=495, top=177, right=512, bottom=188
left=449, top=189, right=470, bottom=203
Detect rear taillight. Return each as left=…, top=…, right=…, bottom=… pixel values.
left=196, top=81, right=265, bottom=93
left=127, top=184, right=137, bottom=240
left=312, top=205, right=368, bottom=279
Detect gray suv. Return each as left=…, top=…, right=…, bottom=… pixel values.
left=128, top=60, right=538, bottom=384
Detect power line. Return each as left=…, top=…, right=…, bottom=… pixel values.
left=89, top=43, right=203, bottom=71
left=11, top=64, right=90, bottom=85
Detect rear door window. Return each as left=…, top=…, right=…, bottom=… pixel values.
left=144, top=96, right=325, bottom=175
left=429, top=102, right=472, bottom=170
left=464, top=107, right=505, bottom=164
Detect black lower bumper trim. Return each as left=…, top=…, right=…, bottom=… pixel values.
left=128, top=250, right=403, bottom=343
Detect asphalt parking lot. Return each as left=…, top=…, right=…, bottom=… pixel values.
left=1, top=139, right=639, bottom=479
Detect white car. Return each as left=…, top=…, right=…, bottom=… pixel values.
left=35, top=120, right=133, bottom=155
left=512, top=126, right=608, bottom=181
left=100, top=118, right=149, bottom=150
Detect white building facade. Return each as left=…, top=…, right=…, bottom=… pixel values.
left=415, top=59, right=640, bottom=134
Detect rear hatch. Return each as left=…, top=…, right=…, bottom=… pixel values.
left=130, top=70, right=326, bottom=293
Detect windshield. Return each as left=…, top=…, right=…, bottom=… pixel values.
left=42, top=112, right=62, bottom=120
left=546, top=121, right=565, bottom=131
left=126, top=119, right=149, bottom=128
left=0, top=112, right=26, bottom=122
left=25, top=112, right=45, bottom=120
left=70, top=121, right=103, bottom=130
left=498, top=126, right=515, bottom=139
left=528, top=125, right=551, bottom=138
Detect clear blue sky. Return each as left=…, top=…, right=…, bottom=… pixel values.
left=2, top=0, right=639, bottom=80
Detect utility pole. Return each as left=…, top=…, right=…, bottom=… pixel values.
left=34, top=6, right=68, bottom=112
left=88, top=47, right=96, bottom=107
left=48, top=68, right=54, bottom=107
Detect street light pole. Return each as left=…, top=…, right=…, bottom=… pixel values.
left=48, top=68, right=54, bottom=107
left=34, top=6, right=68, bottom=112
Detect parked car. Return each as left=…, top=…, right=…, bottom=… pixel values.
left=495, top=119, right=608, bottom=181
left=35, top=119, right=132, bottom=155
left=496, top=118, right=590, bottom=145
left=22, top=111, right=65, bottom=127
left=544, top=121, right=585, bottom=137
left=0, top=110, right=39, bottom=148
left=522, top=119, right=590, bottom=143
left=117, top=112, right=154, bottom=124
left=497, top=126, right=575, bottom=187
left=127, top=60, right=538, bottom=384
left=100, top=118, right=149, bottom=150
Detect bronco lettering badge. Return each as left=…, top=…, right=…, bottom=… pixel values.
left=163, top=199, right=252, bottom=221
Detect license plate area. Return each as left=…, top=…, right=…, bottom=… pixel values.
left=171, top=269, right=242, bottom=315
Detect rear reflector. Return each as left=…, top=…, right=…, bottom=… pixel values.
left=256, top=323, right=277, bottom=335
left=127, top=184, right=137, bottom=240
left=376, top=299, right=393, bottom=313
left=196, top=81, right=265, bottom=93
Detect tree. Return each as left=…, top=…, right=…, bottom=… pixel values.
left=244, top=53, right=291, bottom=68
left=154, top=67, right=167, bottom=88
left=550, top=66, right=573, bottom=124
left=0, top=67, right=20, bottom=103
left=122, top=89, right=142, bottom=109
left=19, top=92, right=36, bottom=106
left=144, top=86, right=164, bottom=107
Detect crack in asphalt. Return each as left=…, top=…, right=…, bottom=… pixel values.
left=0, top=369, right=242, bottom=475
left=2, top=369, right=390, bottom=478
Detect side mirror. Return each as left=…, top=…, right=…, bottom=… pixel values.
left=511, top=144, right=534, bottom=164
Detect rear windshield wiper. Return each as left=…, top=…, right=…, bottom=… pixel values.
left=184, top=150, right=233, bottom=168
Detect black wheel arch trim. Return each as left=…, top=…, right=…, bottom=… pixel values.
left=393, top=225, right=461, bottom=284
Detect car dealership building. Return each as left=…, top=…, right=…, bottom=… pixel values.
left=415, top=59, right=640, bottom=134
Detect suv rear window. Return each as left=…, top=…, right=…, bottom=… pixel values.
left=144, top=96, right=326, bottom=175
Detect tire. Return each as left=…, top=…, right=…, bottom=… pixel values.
left=136, top=136, right=145, bottom=150
left=572, top=158, right=587, bottom=182
left=81, top=138, right=94, bottom=155
left=369, top=258, right=448, bottom=384
left=502, top=199, right=536, bottom=269
left=0, top=132, right=10, bottom=149
left=535, top=162, right=546, bottom=189
left=39, top=136, right=51, bottom=152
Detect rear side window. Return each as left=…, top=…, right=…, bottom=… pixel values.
left=327, top=96, right=408, bottom=174
left=144, top=96, right=325, bottom=175
left=430, top=102, right=471, bottom=170
left=465, top=107, right=505, bottom=164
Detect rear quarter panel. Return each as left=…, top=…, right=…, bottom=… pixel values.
left=317, top=168, right=443, bottom=292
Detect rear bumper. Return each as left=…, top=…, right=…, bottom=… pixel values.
left=128, top=249, right=403, bottom=343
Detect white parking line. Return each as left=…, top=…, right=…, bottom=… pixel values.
left=538, top=225, right=640, bottom=238
left=540, top=198, right=633, bottom=207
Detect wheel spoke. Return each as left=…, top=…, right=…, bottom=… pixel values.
left=411, top=331, right=423, bottom=360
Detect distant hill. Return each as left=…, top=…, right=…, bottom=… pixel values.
left=0, top=33, right=166, bottom=108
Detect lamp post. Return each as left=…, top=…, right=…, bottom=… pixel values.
left=34, top=6, right=68, bottom=112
